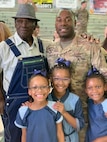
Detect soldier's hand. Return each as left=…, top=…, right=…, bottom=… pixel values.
left=81, top=33, right=100, bottom=44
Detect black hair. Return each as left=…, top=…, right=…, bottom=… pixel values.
left=28, top=73, right=49, bottom=102
left=50, top=62, right=71, bottom=76
left=50, top=62, right=72, bottom=91
left=28, top=73, right=49, bottom=87
left=85, top=73, right=107, bottom=98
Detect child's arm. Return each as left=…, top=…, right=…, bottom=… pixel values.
left=57, top=122, right=64, bottom=142
left=54, top=101, right=77, bottom=129
left=53, top=100, right=84, bottom=130
left=14, top=106, right=28, bottom=142
left=21, top=128, right=26, bottom=142
left=92, top=136, right=107, bottom=142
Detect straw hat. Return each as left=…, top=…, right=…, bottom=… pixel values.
left=12, top=4, right=40, bottom=21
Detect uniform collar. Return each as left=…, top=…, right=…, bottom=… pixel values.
left=51, top=89, right=69, bottom=103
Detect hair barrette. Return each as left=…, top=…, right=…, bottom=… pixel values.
left=34, top=69, right=47, bottom=77
left=87, top=66, right=100, bottom=76
left=56, top=58, right=71, bottom=67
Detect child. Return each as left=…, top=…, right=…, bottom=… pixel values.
left=48, top=58, right=85, bottom=142
left=85, top=67, right=107, bottom=142
left=14, top=70, right=64, bottom=142
left=0, top=81, right=4, bottom=142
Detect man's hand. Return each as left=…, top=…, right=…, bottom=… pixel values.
left=81, top=33, right=100, bottom=43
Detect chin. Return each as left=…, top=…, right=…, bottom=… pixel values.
left=57, top=89, right=65, bottom=93
left=60, top=34, right=67, bottom=38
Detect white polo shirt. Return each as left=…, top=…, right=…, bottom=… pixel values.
left=0, top=32, right=50, bottom=92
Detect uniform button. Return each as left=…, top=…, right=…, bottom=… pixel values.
left=6, top=103, right=9, bottom=106
left=7, top=96, right=9, bottom=99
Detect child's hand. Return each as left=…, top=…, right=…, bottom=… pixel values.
left=53, top=101, right=66, bottom=115
left=22, top=101, right=31, bottom=107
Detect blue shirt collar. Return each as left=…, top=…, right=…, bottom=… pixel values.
left=51, top=89, right=70, bottom=103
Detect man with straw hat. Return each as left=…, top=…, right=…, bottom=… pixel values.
left=0, top=3, right=49, bottom=142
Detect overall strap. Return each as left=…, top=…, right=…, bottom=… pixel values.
left=37, top=38, right=44, bottom=53
left=5, top=39, right=21, bottom=57
left=5, top=38, right=44, bottom=56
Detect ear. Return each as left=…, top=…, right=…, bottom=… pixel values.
left=33, top=22, right=37, bottom=30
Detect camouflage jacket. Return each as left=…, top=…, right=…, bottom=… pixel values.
left=75, top=8, right=89, bottom=26
left=46, top=35, right=107, bottom=97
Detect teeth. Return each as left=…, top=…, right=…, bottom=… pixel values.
left=58, top=86, right=63, bottom=88
left=61, top=29, right=66, bottom=32
left=92, top=94, right=98, bottom=96
left=36, top=95, right=43, bottom=98
left=92, top=95, right=99, bottom=98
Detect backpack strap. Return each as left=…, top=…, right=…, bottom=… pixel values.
left=5, top=39, right=21, bottom=57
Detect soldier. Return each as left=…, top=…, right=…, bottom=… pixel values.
left=75, top=0, right=89, bottom=34
left=46, top=9, right=107, bottom=142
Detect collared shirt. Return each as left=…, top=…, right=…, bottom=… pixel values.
left=85, top=99, right=107, bottom=142
left=0, top=32, right=51, bottom=92
left=15, top=101, right=63, bottom=142
left=48, top=89, right=85, bottom=142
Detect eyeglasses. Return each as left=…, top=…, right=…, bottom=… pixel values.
left=53, top=77, right=70, bottom=82
left=29, top=86, right=50, bottom=91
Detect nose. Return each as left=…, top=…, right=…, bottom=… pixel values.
left=61, top=20, right=67, bottom=26
left=91, top=87, right=98, bottom=92
left=58, top=79, right=64, bottom=84
left=36, top=87, right=43, bottom=91
left=21, top=21, right=28, bottom=27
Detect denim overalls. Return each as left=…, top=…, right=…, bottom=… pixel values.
left=2, top=39, right=48, bottom=142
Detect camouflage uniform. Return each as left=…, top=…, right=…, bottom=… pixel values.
left=75, top=8, right=89, bottom=34
left=46, top=34, right=107, bottom=142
